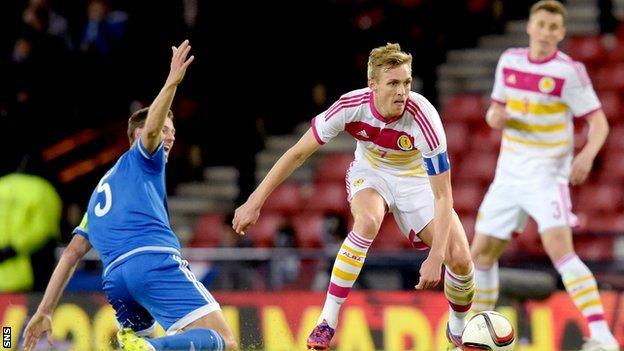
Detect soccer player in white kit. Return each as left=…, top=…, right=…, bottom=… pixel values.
left=470, top=1, right=618, bottom=350
left=233, top=43, right=474, bottom=350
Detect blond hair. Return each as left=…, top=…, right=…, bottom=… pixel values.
left=530, top=0, right=567, bottom=24
left=367, top=43, right=412, bottom=81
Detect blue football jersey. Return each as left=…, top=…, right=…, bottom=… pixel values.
left=73, top=140, right=181, bottom=275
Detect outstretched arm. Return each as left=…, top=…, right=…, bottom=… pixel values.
left=22, top=235, right=92, bottom=351
left=571, top=110, right=609, bottom=185
left=232, top=129, right=321, bottom=234
left=416, top=170, right=453, bottom=289
left=141, top=39, right=194, bottom=153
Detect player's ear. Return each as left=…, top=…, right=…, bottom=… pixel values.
left=368, top=78, right=377, bottom=91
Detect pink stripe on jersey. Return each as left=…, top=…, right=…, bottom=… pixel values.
left=527, top=49, right=558, bottom=64
left=325, top=97, right=370, bottom=121
left=325, top=92, right=370, bottom=120
left=328, top=282, right=350, bottom=298
left=368, top=93, right=402, bottom=123
left=406, top=100, right=439, bottom=150
left=491, top=98, right=506, bottom=105
left=409, top=100, right=439, bottom=146
left=310, top=117, right=325, bottom=145
left=502, top=67, right=564, bottom=97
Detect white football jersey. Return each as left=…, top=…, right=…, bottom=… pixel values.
left=312, top=88, right=449, bottom=177
left=491, top=48, right=601, bottom=183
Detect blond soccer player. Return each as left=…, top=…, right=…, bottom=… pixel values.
left=471, top=1, right=618, bottom=350
left=233, top=43, right=474, bottom=350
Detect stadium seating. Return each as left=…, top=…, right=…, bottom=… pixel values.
left=441, top=94, right=486, bottom=124
left=371, top=216, right=412, bottom=250
left=596, top=90, right=622, bottom=121
left=248, top=212, right=284, bottom=247
left=263, top=183, right=303, bottom=214
left=453, top=182, right=484, bottom=214
left=594, top=64, right=624, bottom=91
left=445, top=122, right=470, bottom=155
left=456, top=151, right=498, bottom=183
left=564, top=35, right=607, bottom=66
left=469, top=127, right=501, bottom=153
left=574, top=183, right=623, bottom=213
left=190, top=213, right=225, bottom=247
left=304, top=182, right=350, bottom=214
left=292, top=212, right=325, bottom=248
left=314, top=153, right=354, bottom=182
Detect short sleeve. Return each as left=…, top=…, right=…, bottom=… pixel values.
left=562, top=62, right=602, bottom=118
left=128, top=139, right=166, bottom=174
left=73, top=212, right=89, bottom=240
left=310, top=101, right=349, bottom=145
left=409, top=94, right=450, bottom=176
left=490, top=53, right=507, bottom=104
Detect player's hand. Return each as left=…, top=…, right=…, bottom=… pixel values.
left=570, top=151, right=594, bottom=185
left=415, top=255, right=443, bottom=290
left=166, top=39, right=194, bottom=86
left=232, top=202, right=261, bottom=235
left=485, top=107, right=509, bottom=129
left=22, top=311, right=53, bottom=351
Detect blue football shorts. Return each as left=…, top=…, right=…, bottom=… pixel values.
left=103, top=252, right=221, bottom=335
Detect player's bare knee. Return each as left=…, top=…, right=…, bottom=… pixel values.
left=447, top=255, right=472, bottom=275
left=352, top=212, right=382, bottom=238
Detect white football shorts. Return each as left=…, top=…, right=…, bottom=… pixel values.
left=345, top=161, right=434, bottom=249
left=475, top=177, right=577, bottom=239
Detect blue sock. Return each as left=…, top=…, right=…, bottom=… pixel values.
left=147, top=328, right=225, bottom=350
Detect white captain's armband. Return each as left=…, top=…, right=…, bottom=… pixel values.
left=423, top=151, right=451, bottom=176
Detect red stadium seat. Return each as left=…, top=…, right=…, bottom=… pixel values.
left=456, top=152, right=498, bottom=183
left=445, top=122, right=470, bottom=156
left=190, top=213, right=225, bottom=247
left=598, top=149, right=624, bottom=181
left=565, top=36, right=607, bottom=66
left=248, top=212, right=284, bottom=247
left=605, top=125, right=624, bottom=150
left=263, top=183, right=303, bottom=214
left=575, top=235, right=615, bottom=261
left=372, top=216, right=411, bottom=250
left=304, top=182, right=349, bottom=214
left=574, top=183, right=623, bottom=213
left=292, top=212, right=325, bottom=248
left=442, top=94, right=486, bottom=123
left=577, top=212, right=624, bottom=233
left=470, top=127, right=502, bottom=153
left=314, top=153, right=354, bottom=183
left=594, top=64, right=624, bottom=91
left=596, top=90, right=622, bottom=122
left=453, top=182, right=485, bottom=214
left=514, top=219, right=547, bottom=257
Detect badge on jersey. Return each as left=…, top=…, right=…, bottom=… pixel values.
left=538, top=76, right=556, bottom=94
left=397, top=135, right=414, bottom=151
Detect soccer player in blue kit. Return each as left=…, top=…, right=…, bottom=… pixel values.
left=22, top=40, right=238, bottom=351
